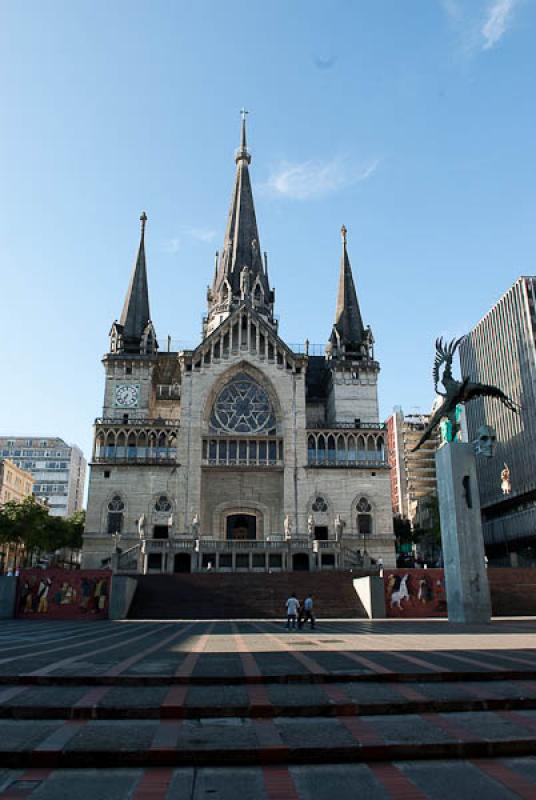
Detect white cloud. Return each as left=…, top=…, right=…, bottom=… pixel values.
left=481, top=0, right=516, bottom=49
left=264, top=157, right=380, bottom=200
left=441, top=0, right=463, bottom=22
left=162, top=238, right=180, bottom=254
left=161, top=227, right=216, bottom=254
left=186, top=227, right=217, bottom=243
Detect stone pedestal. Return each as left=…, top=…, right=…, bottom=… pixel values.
left=436, top=442, right=491, bottom=624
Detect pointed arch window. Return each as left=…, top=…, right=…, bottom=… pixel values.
left=357, top=497, right=372, bottom=536
left=107, top=495, right=124, bottom=534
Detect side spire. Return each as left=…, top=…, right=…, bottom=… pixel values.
left=327, top=225, right=368, bottom=360
left=110, top=212, right=157, bottom=355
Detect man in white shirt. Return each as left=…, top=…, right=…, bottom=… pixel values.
left=286, top=593, right=299, bottom=629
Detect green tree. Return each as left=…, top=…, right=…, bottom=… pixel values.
left=0, top=499, right=86, bottom=569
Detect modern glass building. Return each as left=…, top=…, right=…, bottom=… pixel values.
left=459, top=277, right=536, bottom=565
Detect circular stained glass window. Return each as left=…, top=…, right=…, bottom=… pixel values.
left=210, top=373, right=276, bottom=434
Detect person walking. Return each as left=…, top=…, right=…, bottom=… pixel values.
left=286, top=593, right=299, bottom=629
left=301, top=593, right=315, bottom=629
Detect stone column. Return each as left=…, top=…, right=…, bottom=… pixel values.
left=436, top=442, right=492, bottom=624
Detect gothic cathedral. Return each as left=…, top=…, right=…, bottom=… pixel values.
left=83, top=119, right=396, bottom=572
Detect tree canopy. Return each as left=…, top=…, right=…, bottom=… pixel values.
left=0, top=497, right=85, bottom=567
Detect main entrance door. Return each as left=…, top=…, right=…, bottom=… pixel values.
left=173, top=553, right=191, bottom=573
left=292, top=552, right=310, bottom=571
left=226, top=514, right=256, bottom=540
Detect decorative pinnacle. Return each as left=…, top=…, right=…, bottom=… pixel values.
left=140, top=212, right=147, bottom=235
left=341, top=224, right=347, bottom=245
left=236, top=108, right=251, bottom=164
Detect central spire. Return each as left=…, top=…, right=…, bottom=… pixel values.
left=235, top=109, right=251, bottom=164
left=205, top=113, right=274, bottom=336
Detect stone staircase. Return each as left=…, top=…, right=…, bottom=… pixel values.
left=127, top=570, right=370, bottom=619
left=2, top=619, right=536, bottom=797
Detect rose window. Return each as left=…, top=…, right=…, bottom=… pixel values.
left=210, top=373, right=276, bottom=434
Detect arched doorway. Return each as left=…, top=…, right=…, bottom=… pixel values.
left=292, top=552, right=310, bottom=571
left=174, top=553, right=191, bottom=573
left=226, top=514, right=256, bottom=540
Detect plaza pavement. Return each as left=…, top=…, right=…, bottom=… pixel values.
left=0, top=618, right=536, bottom=797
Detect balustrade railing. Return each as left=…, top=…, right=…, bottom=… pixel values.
left=202, top=437, right=284, bottom=468
left=142, top=536, right=338, bottom=552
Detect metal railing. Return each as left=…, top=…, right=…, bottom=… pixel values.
left=95, top=418, right=178, bottom=427
left=307, top=421, right=386, bottom=430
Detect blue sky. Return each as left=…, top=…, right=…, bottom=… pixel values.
left=1, top=0, right=535, bottom=469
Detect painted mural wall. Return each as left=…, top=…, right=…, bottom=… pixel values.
left=384, top=569, right=447, bottom=618
left=16, top=569, right=110, bottom=619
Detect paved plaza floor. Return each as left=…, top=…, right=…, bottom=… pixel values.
left=0, top=618, right=536, bottom=798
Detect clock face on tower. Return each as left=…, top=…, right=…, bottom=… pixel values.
left=115, top=384, right=140, bottom=408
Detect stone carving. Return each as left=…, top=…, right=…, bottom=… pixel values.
left=474, top=425, right=497, bottom=458
left=191, top=513, right=200, bottom=537
left=501, top=464, right=512, bottom=495
left=413, top=337, right=519, bottom=451
left=334, top=514, right=345, bottom=541
left=312, top=496, right=328, bottom=513
left=307, top=514, right=314, bottom=536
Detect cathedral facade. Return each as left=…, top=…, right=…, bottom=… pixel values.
left=82, top=119, right=395, bottom=573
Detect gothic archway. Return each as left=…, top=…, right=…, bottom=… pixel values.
left=292, top=553, right=310, bottom=571
left=226, top=514, right=257, bottom=541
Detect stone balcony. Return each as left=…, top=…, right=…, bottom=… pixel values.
left=92, top=417, right=179, bottom=465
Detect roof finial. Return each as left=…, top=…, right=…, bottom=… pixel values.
left=140, top=211, right=147, bottom=237
left=341, top=224, right=347, bottom=246
left=236, top=108, right=251, bottom=164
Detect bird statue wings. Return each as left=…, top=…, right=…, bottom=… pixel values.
left=412, top=336, right=519, bottom=452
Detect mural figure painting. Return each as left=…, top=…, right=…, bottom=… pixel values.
left=385, top=570, right=447, bottom=618
left=16, top=571, right=109, bottom=619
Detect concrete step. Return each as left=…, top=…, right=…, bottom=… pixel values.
left=127, top=571, right=370, bottom=619
left=2, top=710, right=536, bottom=767
left=3, top=759, right=536, bottom=800
left=1, top=679, right=536, bottom=720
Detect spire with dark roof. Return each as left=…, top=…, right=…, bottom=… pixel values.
left=328, top=225, right=367, bottom=358
left=206, top=112, right=273, bottom=333
left=110, top=213, right=156, bottom=354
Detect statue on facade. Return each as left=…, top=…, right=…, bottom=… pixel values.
left=501, top=464, right=512, bottom=495
left=191, top=513, right=200, bottom=537
left=307, top=514, right=314, bottom=537
left=284, top=514, right=292, bottom=539
left=334, top=514, right=345, bottom=541
left=240, top=266, right=250, bottom=298
left=412, top=337, right=519, bottom=451
left=137, top=514, right=146, bottom=539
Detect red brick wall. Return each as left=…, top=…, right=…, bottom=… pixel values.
left=16, top=569, right=110, bottom=619
left=488, top=568, right=536, bottom=616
